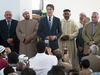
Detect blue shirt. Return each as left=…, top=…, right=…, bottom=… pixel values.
left=91, top=22, right=98, bottom=35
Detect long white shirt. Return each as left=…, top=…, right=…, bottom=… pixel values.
left=29, top=53, right=58, bottom=75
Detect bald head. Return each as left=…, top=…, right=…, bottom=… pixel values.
left=53, top=49, right=62, bottom=60
left=4, top=11, right=12, bottom=21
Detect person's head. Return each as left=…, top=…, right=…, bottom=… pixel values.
left=68, top=69, right=78, bottom=75
left=72, top=73, right=80, bottom=75
left=0, top=45, right=7, bottom=58
left=22, top=9, right=30, bottom=20
left=48, top=66, right=65, bottom=75
left=4, top=10, right=12, bottom=21
left=53, top=49, right=62, bottom=60
left=36, top=41, right=46, bottom=53
left=4, top=66, right=15, bottom=75
left=79, top=12, right=86, bottom=21
left=91, top=12, right=99, bottom=24
left=63, top=9, right=71, bottom=20
left=46, top=4, right=54, bottom=17
left=80, top=59, right=90, bottom=69
left=21, top=68, right=36, bottom=75
left=16, top=62, right=26, bottom=71
left=89, top=44, right=99, bottom=55
left=8, top=52, right=18, bottom=64
left=82, top=17, right=90, bottom=27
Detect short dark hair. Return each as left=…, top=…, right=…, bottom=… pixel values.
left=68, top=69, right=78, bottom=75
left=21, top=68, right=36, bottom=75
left=72, top=73, right=80, bottom=75
left=63, top=9, right=71, bottom=13
left=81, top=59, right=90, bottom=68
left=4, top=66, right=15, bottom=75
left=0, top=50, right=5, bottom=56
left=36, top=41, right=45, bottom=53
left=46, top=4, right=54, bottom=10
left=8, top=52, right=18, bottom=64
left=48, top=66, right=65, bottom=75
left=53, top=50, right=62, bottom=60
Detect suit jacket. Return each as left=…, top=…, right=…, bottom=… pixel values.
left=37, top=16, right=62, bottom=51
left=82, top=54, right=100, bottom=72
left=76, top=27, right=84, bottom=56
left=0, top=19, right=19, bottom=53
left=82, top=22, right=100, bottom=55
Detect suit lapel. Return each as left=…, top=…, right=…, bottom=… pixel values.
left=45, top=17, right=50, bottom=30
left=51, top=16, right=55, bottom=31
left=10, top=20, right=13, bottom=31
left=93, top=22, right=99, bottom=35
left=4, top=20, right=8, bottom=30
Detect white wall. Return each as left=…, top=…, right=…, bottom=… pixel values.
left=0, top=0, right=32, bottom=21
left=20, top=0, right=32, bottom=20
left=0, top=0, right=20, bottom=20
left=51, top=0, right=100, bottom=21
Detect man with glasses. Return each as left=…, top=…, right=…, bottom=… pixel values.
left=76, top=17, right=90, bottom=63
left=82, top=12, right=100, bottom=55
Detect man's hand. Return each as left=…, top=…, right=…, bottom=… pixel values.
left=46, top=47, right=53, bottom=55
left=61, top=35, right=69, bottom=41
left=89, top=41, right=94, bottom=46
left=46, top=36, right=50, bottom=40
left=78, top=46, right=83, bottom=52
left=24, top=40, right=29, bottom=45
left=7, top=38, right=13, bottom=44
left=25, top=36, right=31, bottom=43
left=50, top=36, right=56, bottom=41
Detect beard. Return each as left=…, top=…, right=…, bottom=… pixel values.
left=25, top=17, right=29, bottom=20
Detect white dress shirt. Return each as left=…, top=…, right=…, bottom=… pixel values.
left=29, top=53, right=58, bottom=75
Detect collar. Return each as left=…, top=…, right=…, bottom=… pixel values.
left=47, top=15, right=53, bottom=20
left=91, top=22, right=98, bottom=26
left=6, top=19, right=11, bottom=22
left=63, top=18, right=70, bottom=21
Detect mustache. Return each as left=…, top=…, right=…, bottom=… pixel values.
left=7, top=17, right=11, bottom=19
left=25, top=17, right=29, bottom=20
left=65, top=16, right=69, bottom=18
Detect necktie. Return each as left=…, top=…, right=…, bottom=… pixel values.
left=48, top=17, right=51, bottom=30
left=8, top=21, right=10, bottom=37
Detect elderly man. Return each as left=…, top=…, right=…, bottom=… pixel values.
left=81, top=45, right=100, bottom=72
left=0, top=11, right=19, bottom=53
left=58, top=9, right=78, bottom=68
left=16, top=9, right=38, bottom=58
left=76, top=17, right=90, bottom=63
left=82, top=12, right=100, bottom=55
left=53, top=49, right=72, bottom=73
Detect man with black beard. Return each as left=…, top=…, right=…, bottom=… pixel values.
left=16, top=9, right=38, bottom=58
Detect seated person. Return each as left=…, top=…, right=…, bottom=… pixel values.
left=21, top=68, right=36, bottom=75
left=68, top=69, right=78, bottom=75
left=4, top=66, right=15, bottom=75
left=29, top=41, right=58, bottom=75
left=53, top=49, right=72, bottom=73
left=80, top=59, right=93, bottom=75
left=47, top=66, right=66, bottom=75
left=0, top=45, right=8, bottom=70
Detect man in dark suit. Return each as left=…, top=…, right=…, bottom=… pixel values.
left=0, top=11, right=19, bottom=53
left=76, top=17, right=90, bottom=63
left=37, top=4, right=62, bottom=52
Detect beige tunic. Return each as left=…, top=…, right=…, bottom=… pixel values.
left=16, top=19, right=38, bottom=58
left=58, top=19, right=78, bottom=68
